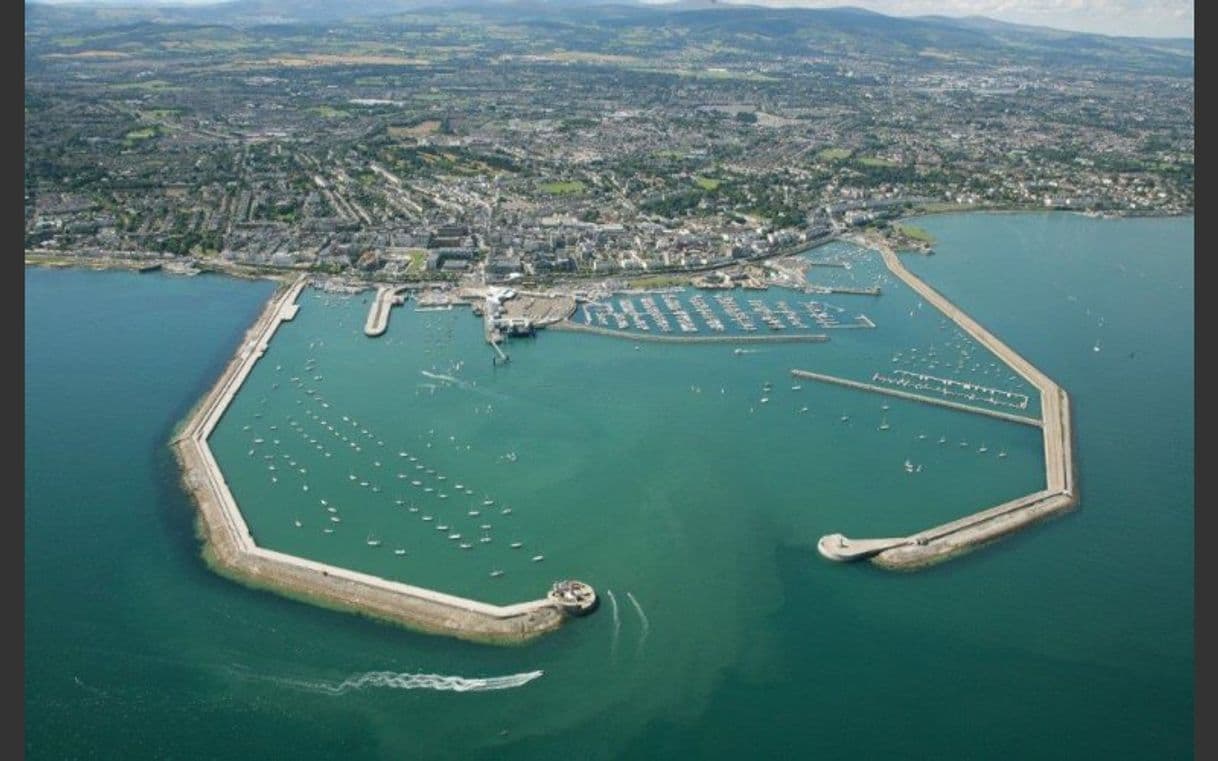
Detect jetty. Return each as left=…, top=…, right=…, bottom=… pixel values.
left=172, top=275, right=593, bottom=644
left=789, top=369, right=1041, bottom=427
left=813, top=244, right=1077, bottom=570
left=364, top=285, right=408, bottom=337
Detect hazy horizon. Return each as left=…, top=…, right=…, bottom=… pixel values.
left=27, top=0, right=1195, bottom=40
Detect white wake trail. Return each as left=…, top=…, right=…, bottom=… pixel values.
left=606, top=589, right=621, bottom=659
left=276, top=670, right=543, bottom=695
left=626, top=592, right=650, bottom=652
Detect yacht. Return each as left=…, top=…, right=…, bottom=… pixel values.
left=366, top=534, right=381, bottom=547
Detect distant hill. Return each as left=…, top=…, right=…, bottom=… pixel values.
left=25, top=0, right=1194, bottom=77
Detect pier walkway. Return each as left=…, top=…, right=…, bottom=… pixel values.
left=815, top=244, right=1078, bottom=570
left=364, top=285, right=407, bottom=337
left=789, top=369, right=1042, bottom=427
left=173, top=275, right=574, bottom=643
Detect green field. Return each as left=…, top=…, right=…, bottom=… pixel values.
left=539, top=180, right=585, bottom=194
left=894, top=224, right=935, bottom=243
left=858, top=156, right=900, bottom=168
left=309, top=105, right=351, bottom=119
left=693, top=176, right=721, bottom=191
left=124, top=127, right=158, bottom=141
left=816, top=147, right=852, bottom=161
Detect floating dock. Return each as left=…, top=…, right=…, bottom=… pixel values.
left=814, top=244, right=1078, bottom=570
left=173, top=275, right=590, bottom=644
left=552, top=321, right=830, bottom=344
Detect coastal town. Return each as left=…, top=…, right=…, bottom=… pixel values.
left=25, top=3, right=1193, bottom=289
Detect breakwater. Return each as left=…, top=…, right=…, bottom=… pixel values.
left=172, top=276, right=581, bottom=644
left=815, top=244, right=1078, bottom=570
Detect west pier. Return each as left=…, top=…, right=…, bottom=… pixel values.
left=172, top=275, right=594, bottom=644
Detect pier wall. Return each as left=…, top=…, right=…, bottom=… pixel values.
left=817, top=244, right=1078, bottom=571
left=364, top=285, right=407, bottom=337
left=172, top=275, right=568, bottom=644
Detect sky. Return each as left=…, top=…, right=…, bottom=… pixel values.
left=652, top=0, right=1194, bottom=38
left=32, top=1, right=1195, bottom=39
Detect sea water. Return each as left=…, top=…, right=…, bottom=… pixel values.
left=25, top=212, right=1193, bottom=759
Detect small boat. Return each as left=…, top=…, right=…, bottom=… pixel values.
left=978, top=444, right=989, bottom=454
left=394, top=549, right=407, bottom=556
left=412, top=480, right=422, bottom=486
left=501, top=507, right=512, bottom=515
left=938, top=436, right=947, bottom=444
left=423, top=487, right=434, bottom=493
left=448, top=533, right=462, bottom=540
left=800, top=406, right=809, bottom=413
left=840, top=414, right=850, bottom=422
left=904, top=459, right=914, bottom=473
left=791, top=385, right=802, bottom=391
left=480, top=537, right=492, bottom=543
left=531, top=555, right=544, bottom=562
left=490, top=570, right=504, bottom=578
left=326, top=507, right=337, bottom=514
left=323, top=528, right=334, bottom=534
left=468, top=510, right=480, bottom=517
left=366, top=534, right=381, bottom=547
left=881, top=403, right=890, bottom=411
left=998, top=450, right=1008, bottom=458
left=459, top=543, right=473, bottom=549
left=294, top=520, right=302, bottom=528
left=483, top=498, right=495, bottom=506
left=330, top=516, right=341, bottom=523
left=878, top=415, right=890, bottom=431
left=759, top=397, right=769, bottom=404
left=918, top=433, right=927, bottom=440
left=480, top=524, right=492, bottom=530
left=437, top=524, right=449, bottom=531
left=422, top=515, right=433, bottom=522
left=408, top=506, right=419, bottom=513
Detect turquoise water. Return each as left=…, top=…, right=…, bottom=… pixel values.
left=25, top=212, right=1193, bottom=759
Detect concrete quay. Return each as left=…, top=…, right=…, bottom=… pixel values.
left=817, top=244, right=1078, bottom=571
left=789, top=369, right=1042, bottom=427
left=364, top=285, right=407, bottom=337
left=173, top=275, right=583, bottom=644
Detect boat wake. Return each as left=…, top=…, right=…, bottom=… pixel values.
left=273, top=670, right=544, bottom=695
left=625, top=592, right=649, bottom=653
left=606, top=589, right=621, bottom=659
left=420, top=370, right=461, bottom=385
